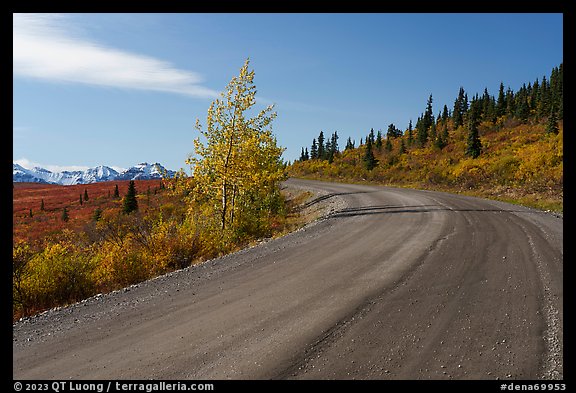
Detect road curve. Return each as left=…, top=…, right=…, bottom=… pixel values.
left=13, top=179, right=563, bottom=380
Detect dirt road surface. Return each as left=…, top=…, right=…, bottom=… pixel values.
left=13, top=179, right=563, bottom=380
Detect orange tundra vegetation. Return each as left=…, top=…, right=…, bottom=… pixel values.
left=13, top=180, right=163, bottom=243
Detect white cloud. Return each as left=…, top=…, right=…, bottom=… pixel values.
left=14, top=158, right=89, bottom=173
left=13, top=13, right=219, bottom=98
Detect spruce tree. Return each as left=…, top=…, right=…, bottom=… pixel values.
left=122, top=180, right=138, bottom=214
left=80, top=194, right=83, bottom=205
left=317, top=131, right=325, bottom=160
left=40, top=198, right=45, bottom=211
left=345, top=137, right=354, bottom=150
left=547, top=106, right=559, bottom=135
left=423, top=94, right=434, bottom=132
left=530, top=78, right=540, bottom=113
left=92, top=208, right=103, bottom=222
left=325, top=140, right=332, bottom=161
left=368, top=128, right=375, bottom=145
left=310, top=138, right=318, bottom=159
left=363, top=138, right=378, bottom=170
left=453, top=87, right=466, bottom=128
left=61, top=207, right=69, bottom=222
left=84, top=189, right=89, bottom=201
left=407, top=120, right=413, bottom=145
left=113, top=184, right=120, bottom=198
left=515, top=84, right=529, bottom=123
left=537, top=76, right=549, bottom=119
left=465, top=102, right=482, bottom=158
left=435, top=123, right=449, bottom=150
left=385, top=137, right=392, bottom=152
left=328, top=131, right=339, bottom=161
left=416, top=116, right=427, bottom=147
left=505, top=88, right=515, bottom=116
left=398, top=138, right=406, bottom=154
left=496, top=82, right=506, bottom=118
left=375, top=130, right=383, bottom=150
left=429, top=121, right=437, bottom=143
left=441, top=105, right=449, bottom=124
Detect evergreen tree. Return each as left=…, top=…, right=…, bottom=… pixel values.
left=122, top=180, right=138, bottom=214
left=84, top=189, right=89, bottom=201
left=496, top=82, right=506, bottom=118
left=429, top=120, right=437, bottom=143
left=505, top=87, right=515, bottom=116
left=375, top=130, right=383, bottom=150
left=465, top=101, right=482, bottom=158
left=387, top=123, right=402, bottom=138
left=61, top=207, right=69, bottom=222
left=515, top=85, right=529, bottom=123
left=79, top=194, right=83, bottom=205
left=435, top=123, right=449, bottom=150
left=40, top=198, right=45, bottom=211
left=398, top=138, right=406, bottom=155
left=92, top=207, right=103, bottom=222
left=300, top=147, right=307, bottom=161
left=549, top=65, right=562, bottom=119
left=317, top=131, right=325, bottom=160
left=546, top=105, right=559, bottom=135
left=29, top=209, right=33, bottom=218
left=423, top=94, right=434, bottom=132
left=441, top=123, right=449, bottom=147
left=453, top=87, right=466, bottom=128
left=481, top=87, right=495, bottom=122
left=113, top=184, right=120, bottom=198
left=537, top=76, right=549, bottom=119
left=326, top=132, right=337, bottom=163
left=407, top=119, right=413, bottom=145
left=310, top=138, right=318, bottom=159
left=385, top=137, right=392, bottom=152
left=416, top=115, right=427, bottom=147
left=550, top=63, right=563, bottom=119
left=368, top=128, right=375, bottom=145
left=530, top=78, right=540, bottom=113
left=304, top=148, right=309, bottom=161
left=557, top=63, right=563, bottom=118
left=345, top=137, right=355, bottom=150
left=362, top=138, right=378, bottom=171
left=441, top=105, right=449, bottom=124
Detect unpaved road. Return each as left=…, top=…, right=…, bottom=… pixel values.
left=13, top=179, right=563, bottom=380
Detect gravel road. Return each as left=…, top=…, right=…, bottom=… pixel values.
left=13, top=179, right=563, bottom=380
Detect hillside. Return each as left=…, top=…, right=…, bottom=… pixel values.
left=289, top=121, right=562, bottom=212
left=289, top=64, right=563, bottom=212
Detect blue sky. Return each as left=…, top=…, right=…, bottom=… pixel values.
left=13, top=13, right=563, bottom=172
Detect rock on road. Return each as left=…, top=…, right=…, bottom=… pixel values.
left=13, top=179, right=563, bottom=380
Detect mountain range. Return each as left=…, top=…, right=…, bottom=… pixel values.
left=13, top=162, right=177, bottom=185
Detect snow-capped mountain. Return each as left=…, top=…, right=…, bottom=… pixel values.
left=114, top=163, right=174, bottom=181
left=13, top=162, right=176, bottom=185
left=13, top=164, right=49, bottom=183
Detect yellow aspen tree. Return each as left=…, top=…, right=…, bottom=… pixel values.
left=187, top=59, right=285, bottom=234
